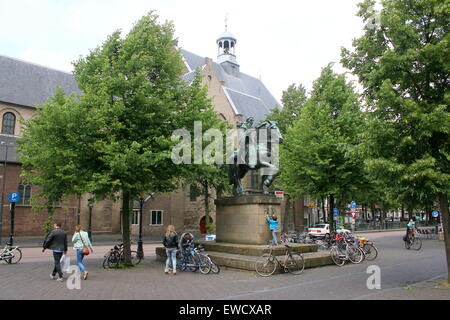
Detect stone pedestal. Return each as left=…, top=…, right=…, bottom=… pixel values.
left=215, top=195, right=282, bottom=245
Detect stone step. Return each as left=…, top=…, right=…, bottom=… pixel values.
left=207, top=251, right=333, bottom=273
left=155, top=247, right=333, bottom=273
left=196, top=240, right=318, bottom=256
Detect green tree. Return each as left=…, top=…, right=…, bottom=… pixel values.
left=277, top=65, right=365, bottom=231
left=341, top=0, right=450, bottom=282
left=19, top=12, right=224, bottom=265
left=267, top=83, right=308, bottom=134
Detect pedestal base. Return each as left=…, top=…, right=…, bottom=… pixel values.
left=215, top=195, right=282, bottom=245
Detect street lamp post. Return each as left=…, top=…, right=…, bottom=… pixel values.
left=0, top=141, right=14, bottom=245
left=88, top=196, right=94, bottom=241
left=137, top=193, right=154, bottom=259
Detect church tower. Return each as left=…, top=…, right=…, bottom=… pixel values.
left=216, top=17, right=240, bottom=76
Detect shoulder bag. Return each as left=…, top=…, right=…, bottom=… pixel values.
left=78, top=232, right=90, bottom=256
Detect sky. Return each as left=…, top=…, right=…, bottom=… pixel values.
left=0, top=0, right=370, bottom=103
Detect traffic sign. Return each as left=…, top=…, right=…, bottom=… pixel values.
left=9, top=193, right=20, bottom=203
left=274, top=191, right=284, bottom=199
left=432, top=211, right=439, bottom=218
left=350, top=210, right=356, bottom=219
left=333, top=208, right=339, bottom=217
left=350, top=201, right=357, bottom=209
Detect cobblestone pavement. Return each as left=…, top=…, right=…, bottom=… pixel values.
left=0, top=231, right=449, bottom=300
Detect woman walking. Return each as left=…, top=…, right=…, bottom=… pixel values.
left=72, top=225, right=93, bottom=280
left=163, top=225, right=178, bottom=275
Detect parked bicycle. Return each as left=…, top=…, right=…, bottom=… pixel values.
left=255, top=243, right=305, bottom=277
left=357, top=237, right=378, bottom=260
left=0, top=242, right=22, bottom=264
left=404, top=229, right=422, bottom=250
left=103, top=243, right=142, bottom=269
left=196, top=244, right=220, bottom=274
left=330, top=233, right=364, bottom=267
left=176, top=244, right=212, bottom=274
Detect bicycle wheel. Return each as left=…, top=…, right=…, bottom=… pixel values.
left=197, top=253, right=212, bottom=274
left=255, top=255, right=277, bottom=277
left=330, top=247, right=345, bottom=267
left=130, top=251, right=142, bottom=265
left=102, top=253, right=111, bottom=269
left=210, top=260, right=220, bottom=274
left=411, top=238, right=422, bottom=251
left=347, top=245, right=364, bottom=264
left=286, top=253, right=305, bottom=275
left=6, top=248, right=22, bottom=264
left=362, top=243, right=378, bottom=261
left=404, top=238, right=412, bottom=249
left=107, top=251, right=121, bottom=268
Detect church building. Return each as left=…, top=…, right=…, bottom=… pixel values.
left=0, top=29, right=305, bottom=238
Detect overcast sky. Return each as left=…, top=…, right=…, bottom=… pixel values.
left=0, top=0, right=369, bottom=103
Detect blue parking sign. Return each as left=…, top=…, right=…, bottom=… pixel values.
left=9, top=192, right=20, bottom=203
left=333, top=208, right=339, bottom=217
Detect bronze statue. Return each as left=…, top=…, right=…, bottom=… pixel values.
left=228, top=118, right=283, bottom=196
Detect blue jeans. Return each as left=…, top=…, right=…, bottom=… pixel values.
left=271, top=229, right=279, bottom=246
left=165, top=249, right=177, bottom=271
left=76, top=249, right=87, bottom=273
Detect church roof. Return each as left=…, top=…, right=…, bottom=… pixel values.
left=180, top=49, right=280, bottom=124
left=0, top=55, right=81, bottom=108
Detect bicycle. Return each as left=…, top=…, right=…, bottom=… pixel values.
left=357, top=237, right=378, bottom=260
left=330, top=233, right=364, bottom=267
left=196, top=244, right=220, bottom=274
left=176, top=245, right=212, bottom=274
left=404, top=230, right=422, bottom=250
left=103, top=243, right=141, bottom=269
left=255, top=243, right=305, bottom=277
left=0, top=242, right=22, bottom=264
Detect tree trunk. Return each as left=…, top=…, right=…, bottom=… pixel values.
left=401, top=205, right=405, bottom=221
left=121, top=191, right=132, bottom=266
left=322, top=197, right=327, bottom=223
left=439, top=193, right=450, bottom=284
left=371, top=203, right=376, bottom=221
left=328, top=195, right=335, bottom=232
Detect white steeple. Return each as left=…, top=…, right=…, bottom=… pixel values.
left=216, top=14, right=238, bottom=65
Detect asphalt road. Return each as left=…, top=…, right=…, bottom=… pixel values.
left=0, top=231, right=448, bottom=300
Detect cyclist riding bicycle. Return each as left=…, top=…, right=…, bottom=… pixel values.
left=404, top=219, right=416, bottom=242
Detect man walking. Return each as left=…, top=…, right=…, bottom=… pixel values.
left=42, top=223, right=68, bottom=281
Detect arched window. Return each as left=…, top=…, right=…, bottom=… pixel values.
left=18, top=183, right=32, bottom=205
left=2, top=112, right=16, bottom=135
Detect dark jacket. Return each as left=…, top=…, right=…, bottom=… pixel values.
left=163, top=232, right=178, bottom=249
left=43, top=228, right=68, bottom=252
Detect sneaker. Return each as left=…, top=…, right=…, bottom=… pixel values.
left=172, top=271, right=177, bottom=275
left=56, top=277, right=64, bottom=282
left=165, top=269, right=170, bottom=274
left=50, top=274, right=56, bottom=280
left=83, top=272, right=88, bottom=280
